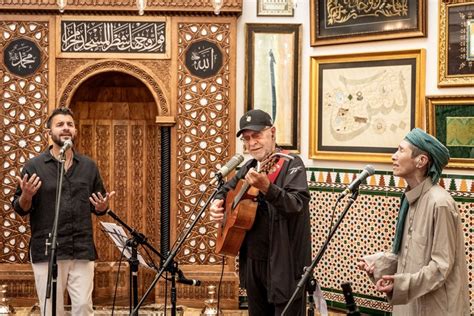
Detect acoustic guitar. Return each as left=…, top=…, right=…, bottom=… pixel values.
left=215, top=152, right=293, bottom=256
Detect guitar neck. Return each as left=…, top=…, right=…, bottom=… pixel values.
left=232, top=181, right=251, bottom=210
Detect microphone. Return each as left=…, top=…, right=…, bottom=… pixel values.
left=338, top=165, right=375, bottom=200
left=341, top=282, right=360, bottom=315
left=106, top=208, right=119, bottom=220
left=59, top=139, right=73, bottom=155
left=177, top=269, right=201, bottom=286
left=210, top=153, right=244, bottom=185
left=177, top=276, right=201, bottom=286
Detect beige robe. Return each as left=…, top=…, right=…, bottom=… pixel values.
left=375, top=178, right=470, bottom=316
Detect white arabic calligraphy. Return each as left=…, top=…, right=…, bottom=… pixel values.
left=191, top=47, right=216, bottom=71
left=8, top=45, right=37, bottom=69
left=61, top=21, right=166, bottom=53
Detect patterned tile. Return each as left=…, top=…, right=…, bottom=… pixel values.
left=307, top=167, right=474, bottom=314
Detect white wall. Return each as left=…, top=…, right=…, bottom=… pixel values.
left=235, top=0, right=473, bottom=176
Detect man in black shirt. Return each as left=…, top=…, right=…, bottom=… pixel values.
left=12, top=107, right=115, bottom=316
left=209, top=109, right=311, bottom=316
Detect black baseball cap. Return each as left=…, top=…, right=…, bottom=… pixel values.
left=236, top=109, right=273, bottom=137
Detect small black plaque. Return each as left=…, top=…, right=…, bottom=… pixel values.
left=185, top=40, right=223, bottom=79
left=3, top=38, right=41, bottom=77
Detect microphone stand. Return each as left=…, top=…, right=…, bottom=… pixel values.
left=106, top=210, right=163, bottom=315
left=281, top=189, right=360, bottom=316
left=45, top=152, right=67, bottom=316
left=130, top=179, right=224, bottom=316
left=106, top=210, right=200, bottom=316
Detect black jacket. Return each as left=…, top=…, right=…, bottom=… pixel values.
left=216, top=153, right=311, bottom=304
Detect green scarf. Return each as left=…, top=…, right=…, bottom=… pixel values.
left=392, top=194, right=409, bottom=254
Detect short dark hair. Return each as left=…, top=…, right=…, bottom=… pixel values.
left=46, top=107, right=74, bottom=129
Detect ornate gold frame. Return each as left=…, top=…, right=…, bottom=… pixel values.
left=310, top=0, right=426, bottom=46
left=426, top=95, right=474, bottom=169
left=309, top=49, right=426, bottom=163
left=438, top=1, right=474, bottom=87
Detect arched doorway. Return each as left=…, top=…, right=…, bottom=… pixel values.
left=70, top=71, right=161, bottom=305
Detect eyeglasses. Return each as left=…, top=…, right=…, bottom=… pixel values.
left=239, top=127, right=271, bottom=143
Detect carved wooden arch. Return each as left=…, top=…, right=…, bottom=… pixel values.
left=58, top=59, right=170, bottom=117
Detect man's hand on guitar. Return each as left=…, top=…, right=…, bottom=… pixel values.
left=209, top=199, right=225, bottom=222
left=245, top=168, right=270, bottom=194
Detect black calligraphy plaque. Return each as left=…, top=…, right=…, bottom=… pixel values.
left=185, top=40, right=223, bottom=79
left=61, top=21, right=166, bottom=54
left=3, top=38, right=41, bottom=77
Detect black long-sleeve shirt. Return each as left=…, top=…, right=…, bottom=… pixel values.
left=216, top=153, right=312, bottom=304
left=12, top=147, right=106, bottom=263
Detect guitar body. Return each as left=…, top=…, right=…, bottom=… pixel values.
left=214, top=151, right=291, bottom=257
left=215, top=179, right=259, bottom=256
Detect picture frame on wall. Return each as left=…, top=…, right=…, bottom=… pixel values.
left=438, top=1, right=474, bottom=87
left=426, top=95, right=474, bottom=169
left=310, top=0, right=426, bottom=46
left=245, top=23, right=301, bottom=151
left=257, top=0, right=294, bottom=17
left=309, top=49, right=426, bottom=163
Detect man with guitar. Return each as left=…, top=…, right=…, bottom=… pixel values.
left=210, top=109, right=311, bottom=316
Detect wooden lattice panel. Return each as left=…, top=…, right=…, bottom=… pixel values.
left=0, top=20, right=50, bottom=263
left=175, top=22, right=233, bottom=265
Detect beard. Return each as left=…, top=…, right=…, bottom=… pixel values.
left=51, top=133, right=74, bottom=147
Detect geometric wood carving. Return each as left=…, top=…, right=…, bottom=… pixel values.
left=0, top=20, right=50, bottom=264
left=175, top=22, right=234, bottom=266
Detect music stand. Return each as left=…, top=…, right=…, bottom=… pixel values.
left=100, top=222, right=154, bottom=314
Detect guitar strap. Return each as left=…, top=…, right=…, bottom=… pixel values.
left=266, top=150, right=290, bottom=184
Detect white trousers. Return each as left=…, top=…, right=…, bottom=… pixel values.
left=32, top=260, right=94, bottom=316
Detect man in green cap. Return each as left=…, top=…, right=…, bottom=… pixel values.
left=357, top=128, right=470, bottom=315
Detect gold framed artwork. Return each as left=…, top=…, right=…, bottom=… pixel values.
left=245, top=23, right=301, bottom=151
left=257, top=0, right=294, bottom=17
left=438, top=1, right=474, bottom=87
left=426, top=95, right=474, bottom=169
left=310, top=0, right=426, bottom=46
left=309, top=49, right=426, bottom=163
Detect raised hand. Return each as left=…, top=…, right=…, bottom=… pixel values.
left=89, top=191, right=116, bottom=212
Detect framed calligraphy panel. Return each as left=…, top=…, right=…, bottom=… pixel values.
left=438, top=1, right=474, bottom=87
left=245, top=24, right=301, bottom=151
left=309, top=49, right=425, bottom=163
left=56, top=16, right=170, bottom=59
left=426, top=95, right=474, bottom=169
left=257, top=0, right=294, bottom=17
left=310, top=0, right=426, bottom=46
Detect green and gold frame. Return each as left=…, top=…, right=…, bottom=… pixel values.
left=426, top=95, right=474, bottom=169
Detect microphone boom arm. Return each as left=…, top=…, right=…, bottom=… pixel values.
left=130, top=181, right=224, bottom=315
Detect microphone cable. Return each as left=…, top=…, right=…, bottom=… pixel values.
left=216, top=255, right=225, bottom=315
